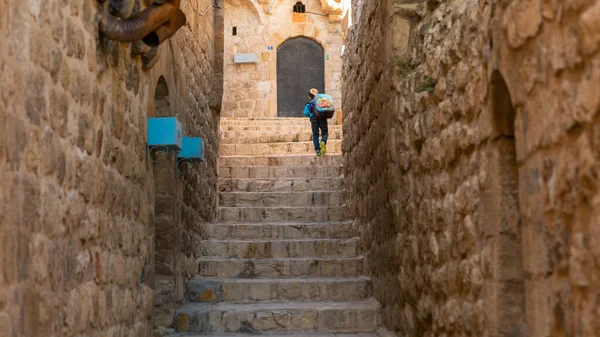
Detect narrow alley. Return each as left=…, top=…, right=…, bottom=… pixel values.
left=170, top=117, right=381, bottom=334
left=1, top=1, right=600, bottom=337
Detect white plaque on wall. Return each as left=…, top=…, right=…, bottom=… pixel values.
left=234, top=53, right=258, bottom=64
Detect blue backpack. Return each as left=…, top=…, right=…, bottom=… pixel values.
left=311, top=94, right=335, bottom=119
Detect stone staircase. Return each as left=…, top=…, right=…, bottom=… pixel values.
left=171, top=118, right=381, bottom=336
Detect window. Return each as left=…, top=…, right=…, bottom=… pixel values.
left=293, top=1, right=305, bottom=13
left=232, top=26, right=237, bottom=36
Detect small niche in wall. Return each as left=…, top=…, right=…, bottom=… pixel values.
left=232, top=27, right=237, bottom=36
left=293, top=1, right=306, bottom=13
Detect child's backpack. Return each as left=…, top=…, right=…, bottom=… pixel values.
left=311, top=94, right=335, bottom=119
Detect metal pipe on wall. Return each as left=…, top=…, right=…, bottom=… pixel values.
left=100, top=2, right=178, bottom=42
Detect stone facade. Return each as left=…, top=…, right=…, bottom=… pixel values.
left=0, top=0, right=222, bottom=336
left=343, top=1, right=600, bottom=337
left=221, top=0, right=348, bottom=118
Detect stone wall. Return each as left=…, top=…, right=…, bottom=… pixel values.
left=221, top=0, right=346, bottom=118
left=343, top=1, right=600, bottom=337
left=0, top=0, right=222, bottom=336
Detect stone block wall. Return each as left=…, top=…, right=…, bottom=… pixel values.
left=221, top=0, right=345, bottom=118
left=0, top=0, right=222, bottom=336
left=343, top=1, right=600, bottom=337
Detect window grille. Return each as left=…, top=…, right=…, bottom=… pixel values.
left=293, top=1, right=306, bottom=13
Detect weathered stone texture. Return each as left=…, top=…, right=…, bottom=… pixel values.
left=0, top=0, right=222, bottom=336
left=221, top=0, right=347, bottom=118
left=343, top=1, right=600, bottom=337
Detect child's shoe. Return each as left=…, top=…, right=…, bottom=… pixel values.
left=316, top=150, right=321, bottom=157
left=320, top=141, right=327, bottom=155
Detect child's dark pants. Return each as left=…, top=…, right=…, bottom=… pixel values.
left=310, top=118, right=328, bottom=152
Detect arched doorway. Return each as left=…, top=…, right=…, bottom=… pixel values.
left=483, top=70, right=526, bottom=337
left=154, top=77, right=170, bottom=117
left=150, top=76, right=178, bottom=329
left=277, top=37, right=325, bottom=117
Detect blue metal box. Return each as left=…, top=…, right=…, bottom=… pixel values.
left=178, top=137, right=205, bottom=162
left=147, top=117, right=182, bottom=151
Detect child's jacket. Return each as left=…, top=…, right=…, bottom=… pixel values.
left=303, top=98, right=316, bottom=118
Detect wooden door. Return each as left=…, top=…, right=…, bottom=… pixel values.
left=277, top=37, right=325, bottom=117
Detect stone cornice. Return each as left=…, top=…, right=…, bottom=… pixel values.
left=319, top=0, right=345, bottom=15
left=261, top=0, right=348, bottom=21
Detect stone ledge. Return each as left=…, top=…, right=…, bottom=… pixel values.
left=219, top=154, right=343, bottom=167
left=200, top=237, right=360, bottom=259
left=173, top=299, right=381, bottom=334
left=218, top=206, right=349, bottom=223
left=167, top=333, right=379, bottom=337
left=185, top=276, right=372, bottom=303
left=218, top=177, right=344, bottom=193
left=197, top=256, right=365, bottom=278
left=206, top=221, right=356, bottom=240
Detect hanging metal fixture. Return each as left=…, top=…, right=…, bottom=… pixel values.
left=99, top=0, right=186, bottom=47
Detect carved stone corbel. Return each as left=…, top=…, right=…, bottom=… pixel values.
left=319, top=0, right=347, bottom=22
left=319, top=0, right=344, bottom=15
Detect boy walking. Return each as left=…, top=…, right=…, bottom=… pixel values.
left=304, top=88, right=328, bottom=156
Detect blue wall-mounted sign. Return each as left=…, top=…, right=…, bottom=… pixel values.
left=147, top=117, right=183, bottom=151
left=178, top=137, right=205, bottom=162
left=268, top=46, right=274, bottom=50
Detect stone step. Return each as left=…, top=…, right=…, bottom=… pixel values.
left=220, top=130, right=344, bottom=144
left=168, top=333, right=379, bottom=337
left=219, top=191, right=345, bottom=207
left=220, top=125, right=343, bottom=132
left=219, top=178, right=343, bottom=193
left=219, top=166, right=342, bottom=179
left=200, top=238, right=360, bottom=259
left=185, top=277, right=372, bottom=303
left=218, top=206, right=348, bottom=223
left=219, top=117, right=309, bottom=125
left=220, top=117, right=332, bottom=125
left=205, top=222, right=356, bottom=240
left=173, top=300, right=381, bottom=334
left=219, top=155, right=343, bottom=168
left=219, top=141, right=342, bottom=156
left=197, top=257, right=364, bottom=278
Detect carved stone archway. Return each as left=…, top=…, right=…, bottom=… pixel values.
left=226, top=0, right=266, bottom=24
